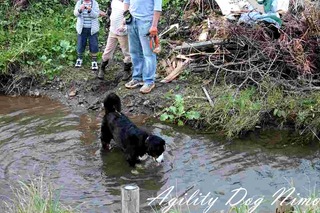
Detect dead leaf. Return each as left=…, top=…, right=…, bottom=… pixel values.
left=202, top=79, right=212, bottom=86
left=172, top=60, right=177, bottom=69
left=161, top=59, right=168, bottom=68
left=69, top=89, right=77, bottom=97
left=161, top=59, right=191, bottom=83
left=198, top=30, right=209, bottom=42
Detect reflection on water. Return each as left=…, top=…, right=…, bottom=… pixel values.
left=0, top=95, right=319, bottom=212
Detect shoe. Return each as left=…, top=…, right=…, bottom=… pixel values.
left=91, top=61, right=98, bottom=71
left=140, top=83, right=155, bottom=94
left=75, top=58, right=82, bottom=68
left=122, top=63, right=132, bottom=81
left=125, top=79, right=144, bottom=89
left=98, top=60, right=108, bottom=79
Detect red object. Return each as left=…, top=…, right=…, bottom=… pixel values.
left=146, top=28, right=160, bottom=54
left=149, top=26, right=158, bottom=36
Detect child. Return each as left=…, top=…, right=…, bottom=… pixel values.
left=98, top=0, right=132, bottom=81
left=74, top=0, right=100, bottom=70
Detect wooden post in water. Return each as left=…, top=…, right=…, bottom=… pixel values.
left=275, top=196, right=294, bottom=213
left=121, top=184, right=139, bottom=213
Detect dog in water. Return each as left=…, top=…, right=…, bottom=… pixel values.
left=100, top=93, right=165, bottom=167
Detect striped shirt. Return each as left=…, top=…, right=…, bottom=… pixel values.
left=83, top=1, right=92, bottom=28
left=74, top=0, right=100, bottom=35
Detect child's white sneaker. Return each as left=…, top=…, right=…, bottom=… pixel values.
left=75, top=58, right=82, bottom=68
left=91, top=61, right=98, bottom=71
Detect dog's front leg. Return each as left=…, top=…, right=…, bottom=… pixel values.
left=125, top=149, right=140, bottom=167
left=100, top=119, right=112, bottom=151
left=101, top=140, right=111, bottom=151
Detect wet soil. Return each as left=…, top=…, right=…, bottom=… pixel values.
left=0, top=65, right=193, bottom=122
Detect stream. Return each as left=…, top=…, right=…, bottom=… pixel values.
left=0, top=95, right=319, bottom=213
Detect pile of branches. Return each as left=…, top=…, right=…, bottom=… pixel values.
left=167, top=0, right=319, bottom=93
left=208, top=1, right=320, bottom=93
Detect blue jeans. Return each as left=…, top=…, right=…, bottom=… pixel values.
left=77, top=28, right=99, bottom=54
left=127, top=17, right=157, bottom=85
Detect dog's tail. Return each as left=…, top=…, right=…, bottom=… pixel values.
left=103, top=92, right=121, bottom=113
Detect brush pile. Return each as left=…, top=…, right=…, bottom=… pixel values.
left=161, top=0, right=320, bottom=92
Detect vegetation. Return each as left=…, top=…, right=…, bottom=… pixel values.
left=160, top=94, right=200, bottom=126
left=180, top=83, right=320, bottom=139
left=156, top=0, right=320, bottom=141
left=0, top=0, right=319, bottom=141
left=4, top=176, right=76, bottom=213
left=0, top=0, right=76, bottom=79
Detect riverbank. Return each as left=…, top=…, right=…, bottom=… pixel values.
left=1, top=0, right=319, bottom=143
left=1, top=63, right=320, bottom=144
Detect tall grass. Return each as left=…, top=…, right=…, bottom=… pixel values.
left=0, top=0, right=78, bottom=79
left=181, top=83, right=320, bottom=140
left=3, top=176, right=77, bottom=213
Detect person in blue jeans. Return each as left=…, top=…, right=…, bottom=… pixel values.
left=74, top=0, right=100, bottom=71
left=123, top=0, right=162, bottom=94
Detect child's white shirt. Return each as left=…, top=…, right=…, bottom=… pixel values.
left=110, top=0, right=127, bottom=35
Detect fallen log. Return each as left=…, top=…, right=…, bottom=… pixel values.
left=189, top=63, right=209, bottom=72
left=174, top=39, right=227, bottom=51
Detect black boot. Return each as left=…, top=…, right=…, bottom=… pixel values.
left=122, top=62, right=132, bottom=81
left=98, top=60, right=108, bottom=80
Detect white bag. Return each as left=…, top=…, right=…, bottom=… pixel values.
left=275, top=0, right=289, bottom=13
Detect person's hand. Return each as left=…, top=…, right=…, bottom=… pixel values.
left=86, top=5, right=91, bottom=12
left=79, top=4, right=85, bottom=11
left=117, top=21, right=127, bottom=33
left=117, top=25, right=127, bottom=33
left=149, top=26, right=158, bottom=36
left=99, top=11, right=106, bottom=17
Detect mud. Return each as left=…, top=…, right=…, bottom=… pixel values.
left=0, top=67, right=192, bottom=121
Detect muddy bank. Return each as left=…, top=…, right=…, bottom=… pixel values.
left=1, top=66, right=319, bottom=144
left=0, top=66, right=190, bottom=119
left=43, top=77, right=189, bottom=116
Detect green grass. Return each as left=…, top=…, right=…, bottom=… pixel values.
left=178, top=82, right=320, bottom=141
left=0, top=0, right=112, bottom=80
left=4, top=176, right=77, bottom=213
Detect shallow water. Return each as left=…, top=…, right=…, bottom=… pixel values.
left=0, top=95, right=319, bottom=213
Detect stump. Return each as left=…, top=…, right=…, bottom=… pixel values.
left=121, top=184, right=139, bottom=213
left=275, top=196, right=294, bottom=213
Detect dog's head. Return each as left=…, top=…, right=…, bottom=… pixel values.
left=146, top=135, right=166, bottom=164
left=103, top=92, right=121, bottom=113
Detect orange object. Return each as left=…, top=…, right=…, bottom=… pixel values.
left=146, top=31, right=161, bottom=54
left=151, top=34, right=161, bottom=53
left=149, top=26, right=158, bottom=36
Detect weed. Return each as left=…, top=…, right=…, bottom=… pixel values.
left=3, top=176, right=77, bottom=213
left=160, top=94, right=200, bottom=126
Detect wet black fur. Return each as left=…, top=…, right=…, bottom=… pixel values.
left=100, top=93, right=165, bottom=167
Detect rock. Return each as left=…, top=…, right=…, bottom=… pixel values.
left=34, top=89, right=40, bottom=97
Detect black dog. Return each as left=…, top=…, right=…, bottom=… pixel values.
left=100, top=93, right=165, bottom=167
